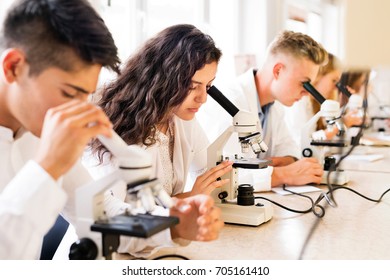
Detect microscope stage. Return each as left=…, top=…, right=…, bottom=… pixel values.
left=310, top=139, right=348, bottom=147
left=91, top=213, right=179, bottom=238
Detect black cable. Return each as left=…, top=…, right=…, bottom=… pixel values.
left=254, top=195, right=324, bottom=217
left=329, top=185, right=390, bottom=202
left=254, top=184, right=326, bottom=218
left=255, top=183, right=390, bottom=219
left=299, top=75, right=370, bottom=260
left=152, top=254, right=189, bottom=260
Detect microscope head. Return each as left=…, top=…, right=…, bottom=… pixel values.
left=207, top=85, right=268, bottom=155
left=238, top=132, right=268, bottom=154
left=347, top=94, right=363, bottom=110
left=320, top=99, right=346, bottom=136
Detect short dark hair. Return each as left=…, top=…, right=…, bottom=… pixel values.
left=0, top=0, right=120, bottom=75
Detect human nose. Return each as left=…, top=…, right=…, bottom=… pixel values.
left=195, top=87, right=208, bottom=104
left=301, top=89, right=309, bottom=96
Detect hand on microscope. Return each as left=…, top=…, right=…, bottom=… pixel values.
left=271, top=158, right=323, bottom=187
left=177, top=161, right=233, bottom=197
left=312, top=125, right=338, bottom=140
left=35, top=100, right=112, bottom=180
left=169, top=194, right=224, bottom=241
left=343, top=109, right=363, bottom=128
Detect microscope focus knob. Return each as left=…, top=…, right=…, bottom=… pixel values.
left=69, top=238, right=98, bottom=260
left=302, top=148, right=313, bottom=158
left=218, top=191, right=228, bottom=200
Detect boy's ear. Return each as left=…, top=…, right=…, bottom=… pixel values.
left=1, top=49, right=26, bottom=83
left=273, top=63, right=283, bottom=79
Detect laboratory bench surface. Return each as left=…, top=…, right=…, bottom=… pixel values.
left=150, top=170, right=390, bottom=260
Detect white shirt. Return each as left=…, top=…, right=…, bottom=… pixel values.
left=284, top=95, right=317, bottom=147
left=198, top=68, right=301, bottom=191
left=0, top=127, right=67, bottom=259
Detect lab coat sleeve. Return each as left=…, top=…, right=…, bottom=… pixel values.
left=271, top=103, right=301, bottom=159
left=0, top=160, right=66, bottom=259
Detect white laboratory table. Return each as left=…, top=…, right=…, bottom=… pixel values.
left=337, top=145, right=390, bottom=173
left=334, top=131, right=390, bottom=173
left=150, top=170, right=390, bottom=260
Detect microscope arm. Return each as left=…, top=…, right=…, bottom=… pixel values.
left=301, top=110, right=323, bottom=159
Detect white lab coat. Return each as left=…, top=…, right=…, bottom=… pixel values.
left=198, top=68, right=301, bottom=191
left=83, top=116, right=208, bottom=256
left=150, top=116, right=209, bottom=195
left=0, top=126, right=68, bottom=259
left=284, top=95, right=316, bottom=147
left=0, top=126, right=174, bottom=259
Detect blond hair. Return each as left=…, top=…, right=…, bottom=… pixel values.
left=310, top=53, right=341, bottom=130
left=268, top=30, right=328, bottom=66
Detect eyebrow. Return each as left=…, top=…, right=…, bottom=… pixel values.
left=191, top=77, right=216, bottom=84
left=64, top=83, right=90, bottom=95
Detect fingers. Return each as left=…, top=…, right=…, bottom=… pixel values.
left=196, top=206, right=224, bottom=241
left=50, top=100, right=111, bottom=127
left=191, top=161, right=233, bottom=195
left=171, top=195, right=224, bottom=241
left=196, top=220, right=224, bottom=241
left=299, top=157, right=319, bottom=164
left=197, top=161, right=233, bottom=185
left=197, top=204, right=221, bottom=225
left=47, top=100, right=112, bottom=137
left=312, top=166, right=324, bottom=176
left=199, top=161, right=233, bottom=182
left=171, top=197, right=192, bottom=214
left=188, top=194, right=214, bottom=215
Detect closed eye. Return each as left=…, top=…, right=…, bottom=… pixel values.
left=61, top=90, right=76, bottom=99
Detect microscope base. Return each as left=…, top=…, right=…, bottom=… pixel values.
left=320, top=170, right=349, bottom=185
left=216, top=201, right=273, bottom=226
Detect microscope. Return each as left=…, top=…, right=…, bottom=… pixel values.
left=336, top=75, right=365, bottom=142
left=301, top=82, right=349, bottom=185
left=206, top=86, right=273, bottom=226
left=69, top=132, right=178, bottom=260
left=371, top=104, right=390, bottom=132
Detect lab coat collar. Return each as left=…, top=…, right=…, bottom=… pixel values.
left=0, top=125, right=30, bottom=142
left=0, top=126, right=13, bottom=143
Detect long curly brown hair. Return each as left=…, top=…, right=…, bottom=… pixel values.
left=90, top=24, right=222, bottom=162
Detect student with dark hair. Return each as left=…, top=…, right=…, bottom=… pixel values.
left=89, top=24, right=232, bottom=198
left=0, top=0, right=223, bottom=259
left=86, top=24, right=230, bottom=256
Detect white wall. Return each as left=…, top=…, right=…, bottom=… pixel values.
left=0, top=0, right=342, bottom=81
left=0, top=0, right=14, bottom=25
left=339, top=0, right=390, bottom=69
